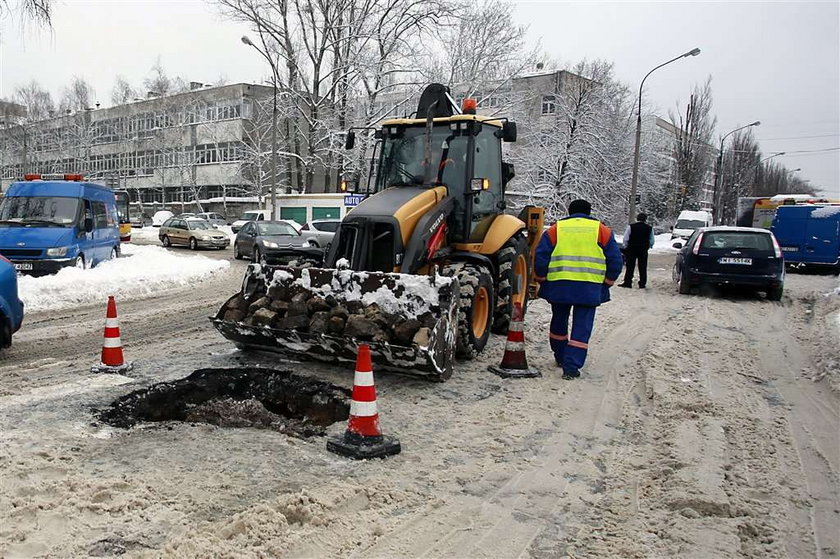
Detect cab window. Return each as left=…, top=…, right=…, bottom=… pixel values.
left=93, top=202, right=108, bottom=229
left=471, top=132, right=502, bottom=227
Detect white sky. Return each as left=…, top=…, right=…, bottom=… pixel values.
left=0, top=0, right=838, bottom=195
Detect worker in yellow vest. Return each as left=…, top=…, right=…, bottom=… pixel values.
left=534, top=199, right=623, bottom=379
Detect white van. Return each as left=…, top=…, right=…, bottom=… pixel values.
left=230, top=210, right=271, bottom=234
left=671, top=210, right=712, bottom=244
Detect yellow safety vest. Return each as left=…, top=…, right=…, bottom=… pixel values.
left=547, top=218, right=607, bottom=283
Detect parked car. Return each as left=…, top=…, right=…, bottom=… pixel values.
left=672, top=226, right=784, bottom=300
left=231, top=210, right=271, bottom=233
left=152, top=210, right=175, bottom=227
left=130, top=212, right=152, bottom=227
left=233, top=220, right=319, bottom=264
left=671, top=210, right=713, bottom=246
left=771, top=204, right=840, bottom=273
left=300, top=219, right=341, bottom=248
left=0, top=255, right=24, bottom=348
left=0, top=175, right=121, bottom=274
left=159, top=217, right=230, bottom=250
left=196, top=212, right=227, bottom=227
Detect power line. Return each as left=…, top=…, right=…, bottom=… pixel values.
left=757, top=133, right=840, bottom=141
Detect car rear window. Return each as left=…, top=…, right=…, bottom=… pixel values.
left=700, top=232, right=773, bottom=251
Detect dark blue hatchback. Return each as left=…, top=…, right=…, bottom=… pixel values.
left=673, top=226, right=785, bottom=300
left=0, top=255, right=24, bottom=348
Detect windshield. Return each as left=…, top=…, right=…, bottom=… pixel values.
left=187, top=220, right=213, bottom=230
left=701, top=232, right=773, bottom=251
left=675, top=219, right=706, bottom=230
left=375, top=127, right=469, bottom=192
left=242, top=212, right=262, bottom=220
left=258, top=222, right=298, bottom=236
left=0, top=196, right=80, bottom=227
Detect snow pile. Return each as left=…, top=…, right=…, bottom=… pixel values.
left=811, top=206, right=840, bottom=219
left=272, top=268, right=454, bottom=317
left=616, top=233, right=681, bottom=254
left=18, top=244, right=229, bottom=312
left=129, top=227, right=161, bottom=244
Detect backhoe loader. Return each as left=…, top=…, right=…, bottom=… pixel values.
left=213, top=83, right=544, bottom=380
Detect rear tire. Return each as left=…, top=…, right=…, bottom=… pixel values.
left=767, top=285, right=783, bottom=301
left=677, top=264, right=691, bottom=294
left=0, top=316, right=11, bottom=348
left=442, top=261, right=495, bottom=359
left=493, top=232, right=530, bottom=334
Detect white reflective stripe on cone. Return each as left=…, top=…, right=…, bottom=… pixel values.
left=508, top=321, right=523, bottom=332
left=353, top=370, right=374, bottom=387
left=105, top=318, right=120, bottom=328
left=102, top=337, right=123, bottom=348
left=504, top=341, right=526, bottom=351
left=349, top=399, right=378, bottom=417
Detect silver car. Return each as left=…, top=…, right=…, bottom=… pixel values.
left=300, top=219, right=340, bottom=248
left=196, top=212, right=227, bottom=227
left=159, top=217, right=230, bottom=250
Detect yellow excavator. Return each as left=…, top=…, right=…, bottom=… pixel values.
left=213, top=84, right=544, bottom=380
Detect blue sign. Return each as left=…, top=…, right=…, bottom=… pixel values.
left=344, top=194, right=365, bottom=207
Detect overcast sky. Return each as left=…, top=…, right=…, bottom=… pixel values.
left=0, top=0, right=837, bottom=195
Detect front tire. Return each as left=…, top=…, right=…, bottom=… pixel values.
left=493, top=232, right=530, bottom=334
left=74, top=255, right=86, bottom=270
left=442, top=261, right=495, bottom=359
left=189, top=237, right=198, bottom=250
left=253, top=247, right=266, bottom=265
left=233, top=243, right=243, bottom=260
left=162, top=235, right=171, bottom=247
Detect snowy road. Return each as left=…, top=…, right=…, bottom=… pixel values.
left=0, top=255, right=838, bottom=558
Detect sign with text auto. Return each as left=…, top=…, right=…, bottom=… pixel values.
left=344, top=194, right=364, bottom=207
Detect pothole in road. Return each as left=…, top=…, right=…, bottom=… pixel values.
left=97, top=367, right=351, bottom=438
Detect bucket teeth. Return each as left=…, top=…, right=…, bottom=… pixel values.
left=213, top=265, right=459, bottom=381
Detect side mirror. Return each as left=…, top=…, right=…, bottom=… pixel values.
left=344, top=130, right=356, bottom=150
left=502, top=162, right=516, bottom=185
left=502, top=121, right=517, bottom=142
left=672, top=241, right=683, bottom=249
left=84, top=217, right=94, bottom=233
left=669, top=225, right=674, bottom=231
left=341, top=178, right=358, bottom=193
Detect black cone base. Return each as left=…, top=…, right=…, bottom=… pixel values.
left=327, top=431, right=401, bottom=460
left=488, top=365, right=541, bottom=378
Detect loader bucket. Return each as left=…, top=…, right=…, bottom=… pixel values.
left=212, top=265, right=460, bottom=381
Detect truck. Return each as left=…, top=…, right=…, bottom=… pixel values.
left=771, top=204, right=840, bottom=273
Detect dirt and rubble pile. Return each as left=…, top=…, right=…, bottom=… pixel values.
left=220, top=286, right=437, bottom=347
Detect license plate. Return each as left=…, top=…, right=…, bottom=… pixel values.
left=719, top=257, right=752, bottom=265
left=781, top=247, right=798, bottom=252
left=13, top=262, right=33, bottom=271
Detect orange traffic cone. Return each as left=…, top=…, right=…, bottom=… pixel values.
left=327, top=344, right=401, bottom=459
left=91, top=296, right=133, bottom=374
left=488, top=301, right=541, bottom=378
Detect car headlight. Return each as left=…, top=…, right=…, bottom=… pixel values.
left=302, top=240, right=312, bottom=248
left=262, top=240, right=279, bottom=248
left=46, top=246, right=68, bottom=257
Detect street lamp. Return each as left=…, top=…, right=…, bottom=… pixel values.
left=628, top=47, right=701, bottom=224
left=242, top=34, right=282, bottom=220
left=711, top=120, right=760, bottom=224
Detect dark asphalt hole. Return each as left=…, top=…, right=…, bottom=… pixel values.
left=97, top=367, right=351, bottom=438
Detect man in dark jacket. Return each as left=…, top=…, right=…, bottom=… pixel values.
left=619, top=213, right=655, bottom=289
left=534, top=199, right=623, bottom=379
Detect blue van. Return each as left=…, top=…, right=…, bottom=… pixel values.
left=0, top=175, right=121, bottom=274
left=771, top=204, right=840, bottom=272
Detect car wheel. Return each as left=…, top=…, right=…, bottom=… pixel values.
left=109, top=247, right=118, bottom=260
left=189, top=237, right=198, bottom=250
left=162, top=235, right=171, bottom=247
left=0, top=316, right=11, bottom=348
left=767, top=285, right=783, bottom=301
left=74, top=255, right=86, bottom=270
left=233, top=243, right=243, bottom=260
left=254, top=247, right=266, bottom=266
left=677, top=265, right=691, bottom=294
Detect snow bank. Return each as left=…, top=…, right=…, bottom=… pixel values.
left=17, top=244, right=229, bottom=313
left=616, top=233, right=681, bottom=254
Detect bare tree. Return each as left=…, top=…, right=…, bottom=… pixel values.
left=13, top=80, right=55, bottom=121
left=111, top=76, right=136, bottom=106
left=143, top=59, right=187, bottom=97
left=669, top=77, right=716, bottom=214
left=59, top=76, right=95, bottom=113
left=0, top=0, right=52, bottom=26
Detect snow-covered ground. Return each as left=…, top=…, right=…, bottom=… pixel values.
left=614, top=232, right=681, bottom=254
left=17, top=244, right=230, bottom=313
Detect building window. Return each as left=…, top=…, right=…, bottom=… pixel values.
left=541, top=95, right=556, bottom=115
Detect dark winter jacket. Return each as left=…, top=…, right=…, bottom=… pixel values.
left=534, top=214, right=624, bottom=306
left=621, top=222, right=655, bottom=253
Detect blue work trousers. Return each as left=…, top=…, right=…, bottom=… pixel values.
left=549, top=303, right=597, bottom=371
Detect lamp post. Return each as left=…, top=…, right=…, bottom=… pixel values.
left=628, top=47, right=701, bottom=224
left=242, top=35, right=281, bottom=221
left=712, top=121, right=760, bottom=224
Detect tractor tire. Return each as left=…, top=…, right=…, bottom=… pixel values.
left=442, top=261, right=495, bottom=360
left=493, top=232, right=530, bottom=334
